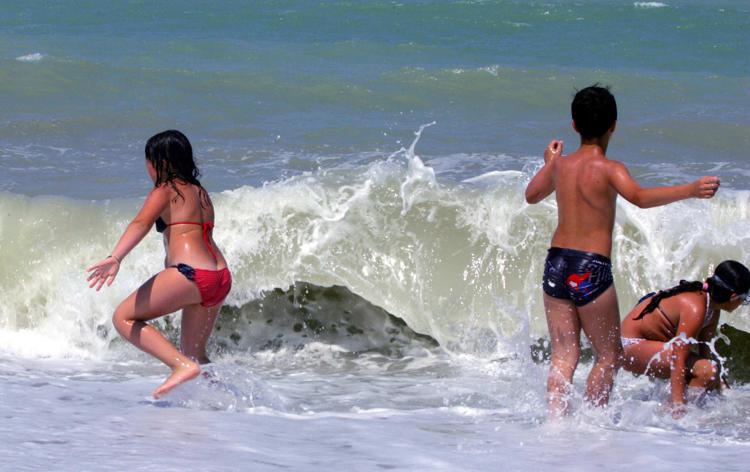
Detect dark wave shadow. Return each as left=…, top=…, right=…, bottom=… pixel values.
left=214, top=281, right=439, bottom=357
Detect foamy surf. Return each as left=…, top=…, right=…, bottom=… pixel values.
left=1, top=146, right=748, bottom=360
left=634, top=2, right=668, bottom=8
left=15, top=53, right=44, bottom=62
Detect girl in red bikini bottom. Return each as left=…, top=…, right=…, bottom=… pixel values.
left=86, top=130, right=231, bottom=398
left=155, top=218, right=232, bottom=308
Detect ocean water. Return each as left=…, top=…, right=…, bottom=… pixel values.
left=1, top=1, right=750, bottom=470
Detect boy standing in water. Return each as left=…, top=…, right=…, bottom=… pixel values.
left=525, top=85, right=720, bottom=418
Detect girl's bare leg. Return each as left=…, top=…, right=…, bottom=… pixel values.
left=180, top=303, right=222, bottom=364
left=688, top=359, right=720, bottom=390
left=577, top=286, right=623, bottom=407
left=624, top=342, right=719, bottom=391
left=623, top=339, right=671, bottom=377
left=112, top=268, right=203, bottom=398
left=544, top=293, right=581, bottom=419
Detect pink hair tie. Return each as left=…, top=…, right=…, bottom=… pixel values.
left=703, top=282, right=709, bottom=291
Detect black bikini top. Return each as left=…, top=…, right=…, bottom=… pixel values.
left=155, top=217, right=167, bottom=233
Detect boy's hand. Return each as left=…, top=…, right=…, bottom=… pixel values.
left=692, top=176, right=720, bottom=199
left=544, top=140, right=563, bottom=165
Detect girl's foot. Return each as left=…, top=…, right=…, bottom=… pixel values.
left=153, top=361, right=201, bottom=398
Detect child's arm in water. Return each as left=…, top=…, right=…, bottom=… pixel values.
left=86, top=186, right=170, bottom=290
left=698, top=314, right=725, bottom=389
left=525, top=140, right=563, bottom=204
left=669, top=301, right=705, bottom=407
left=698, top=315, right=720, bottom=359
left=607, top=161, right=720, bottom=208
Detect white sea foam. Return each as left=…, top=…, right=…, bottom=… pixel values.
left=15, top=52, right=44, bottom=62
left=461, top=170, right=524, bottom=183
left=449, top=65, right=500, bottom=76
left=2, top=351, right=748, bottom=471
left=479, top=65, right=500, bottom=76
left=1, top=152, right=748, bottom=361
left=1, top=126, right=749, bottom=365
left=634, top=2, right=667, bottom=8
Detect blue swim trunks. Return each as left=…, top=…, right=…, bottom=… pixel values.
left=542, top=247, right=613, bottom=306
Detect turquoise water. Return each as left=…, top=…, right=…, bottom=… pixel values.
left=1, top=0, right=748, bottom=197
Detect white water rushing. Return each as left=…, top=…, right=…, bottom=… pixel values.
left=2, top=132, right=750, bottom=469
left=1, top=131, right=749, bottom=357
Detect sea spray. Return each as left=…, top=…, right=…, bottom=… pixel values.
left=1, top=132, right=749, bottom=360
left=2, top=176, right=749, bottom=361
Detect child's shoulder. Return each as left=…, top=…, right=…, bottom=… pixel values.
left=567, top=151, right=618, bottom=174
left=673, top=290, right=708, bottom=318
left=152, top=179, right=199, bottom=194
left=149, top=182, right=174, bottom=198
left=598, top=156, right=631, bottom=177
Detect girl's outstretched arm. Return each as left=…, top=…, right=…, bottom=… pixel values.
left=86, top=186, right=170, bottom=290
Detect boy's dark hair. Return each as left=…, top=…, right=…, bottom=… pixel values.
left=571, top=85, right=618, bottom=140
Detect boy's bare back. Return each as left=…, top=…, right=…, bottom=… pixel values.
left=551, top=144, right=618, bottom=257
left=528, top=140, right=720, bottom=258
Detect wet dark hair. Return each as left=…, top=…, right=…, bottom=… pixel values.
left=145, top=130, right=204, bottom=202
left=635, top=260, right=750, bottom=320
left=571, top=84, right=618, bottom=140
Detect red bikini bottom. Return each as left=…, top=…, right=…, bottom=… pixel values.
left=173, top=263, right=232, bottom=307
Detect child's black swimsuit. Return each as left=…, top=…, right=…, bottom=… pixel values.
left=542, top=247, right=613, bottom=307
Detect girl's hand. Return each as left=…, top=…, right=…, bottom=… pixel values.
left=670, top=403, right=688, bottom=420
left=544, top=139, right=563, bottom=164
left=86, top=256, right=120, bottom=291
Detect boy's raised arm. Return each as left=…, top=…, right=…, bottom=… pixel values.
left=607, top=160, right=720, bottom=208
left=525, top=140, right=563, bottom=204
